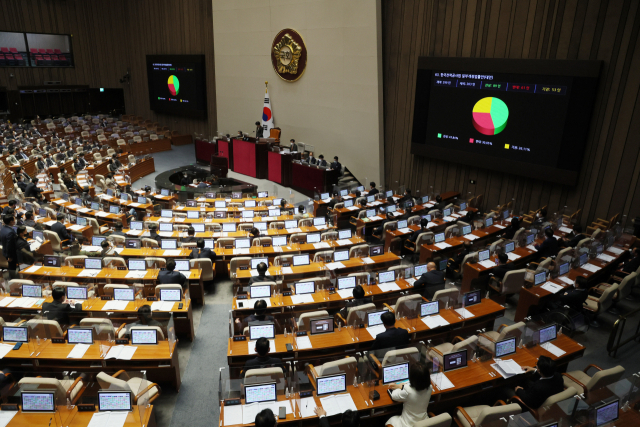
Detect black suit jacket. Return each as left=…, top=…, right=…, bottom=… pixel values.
left=622, top=256, right=640, bottom=273
left=414, top=270, right=445, bottom=298
left=307, top=157, right=317, bottom=165
left=535, top=237, right=559, bottom=258
left=493, top=263, right=516, bottom=280
left=41, top=300, right=79, bottom=326
left=16, top=237, right=35, bottom=264
left=24, top=183, right=41, bottom=198
left=36, top=160, right=45, bottom=170
left=319, top=417, right=330, bottom=427
left=17, top=181, right=27, bottom=192
left=318, top=159, right=328, bottom=167
left=0, top=226, right=17, bottom=259
left=567, top=233, right=586, bottom=248
left=339, top=297, right=373, bottom=319
left=248, top=275, right=271, bottom=285
left=556, top=288, right=588, bottom=311
left=515, top=372, right=564, bottom=409
left=331, top=161, right=342, bottom=171
left=290, top=143, right=298, bottom=152
left=368, top=188, right=379, bottom=196
left=51, top=221, right=71, bottom=242
left=370, top=327, right=410, bottom=354
left=158, top=270, right=188, bottom=289
left=242, top=356, right=283, bottom=376
left=189, top=247, right=218, bottom=264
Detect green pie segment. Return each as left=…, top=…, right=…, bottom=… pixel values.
left=472, top=97, right=509, bottom=135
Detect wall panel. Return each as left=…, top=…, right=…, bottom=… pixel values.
left=383, top=0, right=640, bottom=227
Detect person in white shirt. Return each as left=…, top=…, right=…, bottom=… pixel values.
left=385, top=362, right=433, bottom=427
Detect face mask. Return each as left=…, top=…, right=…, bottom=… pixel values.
left=536, top=213, right=540, bottom=218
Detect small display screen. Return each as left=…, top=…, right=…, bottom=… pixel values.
left=485, top=217, right=494, bottom=227
left=539, top=324, right=557, bottom=344
left=3, top=326, right=28, bottom=342
left=84, top=258, right=102, bottom=270
left=110, top=206, right=120, bottom=214
left=370, top=244, right=383, bottom=256
left=310, top=317, right=334, bottom=335
left=313, top=217, right=326, bottom=226
left=383, top=362, right=410, bottom=385
left=21, top=392, right=55, bottom=413
left=478, top=250, right=490, bottom=262
left=223, top=223, right=237, bottom=232
left=125, top=239, right=141, bottom=249
left=187, top=211, right=199, bottom=219
left=245, top=200, right=256, bottom=207
left=131, top=328, right=158, bottom=345
left=245, top=383, right=277, bottom=404
left=295, top=281, right=315, bottom=295
left=235, top=238, right=251, bottom=249
left=130, top=221, right=143, bottom=230
left=414, top=264, right=428, bottom=276
left=68, top=328, right=94, bottom=344
left=337, top=276, right=356, bottom=290
left=242, top=211, right=254, bottom=218
left=367, top=310, right=386, bottom=327
left=505, top=242, right=515, bottom=253
left=128, top=259, right=147, bottom=270
left=495, top=337, right=517, bottom=357
left=268, top=209, right=281, bottom=217
left=92, top=236, right=106, bottom=246
left=66, top=286, right=88, bottom=300
left=98, top=391, right=132, bottom=412
left=338, top=229, right=352, bottom=239
left=160, top=210, right=172, bottom=218
left=160, top=289, right=182, bottom=302
left=215, top=201, right=226, bottom=208
left=272, top=236, right=287, bottom=246
left=317, top=374, right=346, bottom=396
left=113, top=288, right=135, bottom=301
left=44, top=256, right=61, bottom=267
left=161, top=239, right=177, bottom=249
left=435, top=233, right=445, bottom=243
left=192, top=223, right=205, bottom=232
left=559, top=262, right=569, bottom=275
left=534, top=272, right=546, bottom=285
left=175, top=260, right=191, bottom=271
left=22, top=284, right=42, bottom=297
left=378, top=271, right=395, bottom=284
left=306, top=233, right=321, bottom=243
left=249, top=323, right=275, bottom=340
left=464, top=290, right=481, bottom=307
left=293, top=254, right=310, bottom=266
left=443, top=350, right=467, bottom=372
left=253, top=222, right=267, bottom=231
left=333, top=250, right=349, bottom=262
left=421, top=301, right=439, bottom=317
left=250, top=285, right=271, bottom=299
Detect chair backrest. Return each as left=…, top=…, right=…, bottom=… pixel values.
left=313, top=251, right=333, bottom=263
left=64, top=255, right=88, bottom=267
left=475, top=404, right=521, bottom=427
left=141, top=238, right=159, bottom=248
left=415, top=232, right=435, bottom=247
left=576, top=237, right=591, bottom=250
left=96, top=372, right=131, bottom=391
left=103, top=257, right=126, bottom=268
left=598, top=283, right=619, bottom=312
left=18, top=378, right=66, bottom=399
left=298, top=310, right=329, bottom=329
left=315, top=356, right=357, bottom=378
left=381, top=347, right=420, bottom=367
left=244, top=367, right=284, bottom=387
left=414, top=413, right=452, bottom=427
left=253, top=237, right=272, bottom=246
left=349, top=244, right=369, bottom=258
left=451, top=335, right=478, bottom=359
left=26, top=319, right=64, bottom=337
left=501, top=269, right=526, bottom=294
left=229, top=257, right=251, bottom=277
left=497, top=322, right=525, bottom=341
left=274, top=255, right=293, bottom=266
left=591, top=228, right=602, bottom=240
left=345, top=303, right=376, bottom=325
left=557, top=247, right=573, bottom=259
left=617, top=272, right=637, bottom=300
left=190, top=258, right=213, bottom=281
left=321, top=231, right=338, bottom=241
left=585, top=365, right=625, bottom=392
left=432, top=288, right=459, bottom=304
left=538, top=387, right=577, bottom=418
left=290, top=233, right=306, bottom=244
left=146, top=257, right=166, bottom=269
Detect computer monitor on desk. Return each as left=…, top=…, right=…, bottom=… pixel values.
left=337, top=276, right=356, bottom=290
left=293, top=254, right=310, bottom=266
left=44, top=255, right=62, bottom=267
left=294, top=281, right=315, bottom=295
left=367, top=310, right=386, bottom=327
left=310, top=317, right=334, bottom=335
left=66, top=286, right=88, bottom=300
left=249, top=323, right=275, bottom=341
left=504, top=242, right=515, bottom=253
left=383, top=362, right=410, bottom=384
left=67, top=328, right=94, bottom=345
left=98, top=391, right=132, bottom=412
left=306, top=233, right=321, bottom=244
left=223, top=223, right=237, bottom=232
left=434, top=233, right=445, bottom=243
left=113, top=288, right=135, bottom=301
left=250, top=285, right=271, bottom=299
left=3, top=326, right=28, bottom=343
left=316, top=374, right=346, bottom=396
left=125, top=238, right=141, bottom=249
left=463, top=290, right=481, bottom=307
left=128, top=259, right=146, bottom=271
left=370, top=244, right=383, bottom=256
left=22, top=284, right=42, bottom=298
left=443, top=349, right=467, bottom=372
left=268, top=208, right=280, bottom=217
left=420, top=301, right=439, bottom=317
left=21, top=391, right=55, bottom=413
left=478, top=250, right=490, bottom=262
left=245, top=382, right=277, bottom=404
left=285, top=220, right=298, bottom=229
left=333, top=250, right=349, bottom=262
left=378, top=270, right=395, bottom=284
left=534, top=272, right=546, bottom=285
left=538, top=324, right=557, bottom=344
left=594, top=400, right=619, bottom=426
left=495, top=337, right=517, bottom=358
left=272, top=236, right=287, bottom=247
left=187, top=211, right=199, bottom=219
left=338, top=229, right=352, bottom=239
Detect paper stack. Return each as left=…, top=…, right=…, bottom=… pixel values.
left=151, top=301, right=175, bottom=311
left=422, top=315, right=449, bottom=329
left=319, top=393, right=357, bottom=416
left=541, top=342, right=566, bottom=357
left=102, top=301, right=129, bottom=311
left=105, top=345, right=137, bottom=360
left=479, top=260, right=497, bottom=269
left=87, top=412, right=128, bottom=427
left=366, top=324, right=386, bottom=338
left=541, top=282, right=564, bottom=294
left=290, top=294, right=314, bottom=305
left=378, top=282, right=401, bottom=292
left=325, top=262, right=345, bottom=270
left=67, top=344, right=90, bottom=359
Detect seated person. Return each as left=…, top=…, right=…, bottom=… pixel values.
left=235, top=300, right=275, bottom=329
left=123, top=304, right=163, bottom=333
left=339, top=285, right=372, bottom=319
left=548, top=276, right=588, bottom=311
left=189, top=238, right=218, bottom=264
left=492, top=253, right=515, bottom=281
left=386, top=362, right=432, bottom=427
left=373, top=212, right=396, bottom=237
left=618, top=248, right=640, bottom=275
left=327, top=193, right=341, bottom=210
left=249, top=262, right=270, bottom=285
left=535, top=227, right=559, bottom=258
left=148, top=224, right=162, bottom=244
left=370, top=312, right=410, bottom=357
left=409, top=218, right=429, bottom=243
left=16, top=226, right=35, bottom=266
left=109, top=222, right=126, bottom=237
left=414, top=262, right=445, bottom=298
left=242, top=337, right=283, bottom=377
left=41, top=287, right=82, bottom=325
left=533, top=209, right=548, bottom=225
left=255, top=409, right=276, bottom=427
left=513, top=356, right=564, bottom=409
left=52, top=213, right=73, bottom=244
left=559, top=225, right=585, bottom=248
left=501, top=217, right=521, bottom=240
left=433, top=195, right=446, bottom=211
left=182, top=226, right=197, bottom=243
left=368, top=182, right=379, bottom=196
left=293, top=205, right=307, bottom=220
left=316, top=408, right=359, bottom=427
left=24, top=211, right=36, bottom=228
left=158, top=260, right=188, bottom=289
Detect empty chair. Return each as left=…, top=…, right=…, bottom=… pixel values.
left=455, top=403, right=521, bottom=427
left=313, top=250, right=333, bottom=263
left=26, top=318, right=64, bottom=337
left=93, top=152, right=102, bottom=162
left=64, top=255, right=88, bottom=267
left=510, top=387, right=577, bottom=419
left=96, top=372, right=161, bottom=404
left=562, top=364, right=624, bottom=397
left=141, top=238, right=160, bottom=248
left=309, top=356, right=357, bottom=384
left=297, top=310, right=329, bottom=330
left=432, top=288, right=459, bottom=305
left=488, top=269, right=526, bottom=299
left=190, top=258, right=214, bottom=283
left=244, top=367, right=284, bottom=387
left=349, top=244, right=369, bottom=258
left=427, top=335, right=478, bottom=365
left=146, top=257, right=166, bottom=269
left=18, top=376, right=88, bottom=405
left=477, top=322, right=525, bottom=354
left=229, top=257, right=251, bottom=278
left=337, top=302, right=376, bottom=325
left=103, top=257, right=127, bottom=268
left=583, top=283, right=619, bottom=327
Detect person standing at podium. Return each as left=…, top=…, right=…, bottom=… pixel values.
left=255, top=121, right=264, bottom=138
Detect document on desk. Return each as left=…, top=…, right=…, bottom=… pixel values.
left=157, top=217, right=171, bottom=222
left=129, top=202, right=141, bottom=208
left=242, top=298, right=272, bottom=308
left=362, top=257, right=375, bottom=264
left=83, top=245, right=102, bottom=252
left=158, top=231, right=173, bottom=237
left=479, top=260, right=497, bottom=269
left=581, top=263, right=601, bottom=273
left=463, top=234, right=479, bottom=241
left=346, top=206, right=359, bottom=211
left=430, top=373, right=454, bottom=390
left=366, top=324, right=386, bottom=338
left=286, top=228, right=302, bottom=233
left=434, top=242, right=452, bottom=249
left=96, top=211, right=110, bottom=217
left=126, top=230, right=144, bottom=236
left=378, top=282, right=401, bottom=292
left=67, top=344, right=90, bottom=359
left=337, top=289, right=354, bottom=299
left=458, top=210, right=468, bottom=216
left=174, top=217, right=185, bottom=223
left=77, top=269, right=100, bottom=277
left=105, top=345, right=137, bottom=360
left=442, top=216, right=455, bottom=222
left=455, top=308, right=475, bottom=319
left=313, top=242, right=331, bottom=249
left=248, top=339, right=275, bottom=355
left=319, top=393, right=357, bottom=417
left=152, top=301, right=176, bottom=311
left=296, top=336, right=312, bottom=350
left=242, top=401, right=292, bottom=425
left=607, top=247, right=624, bottom=255
left=507, top=253, right=521, bottom=261
left=325, top=262, right=345, bottom=270
left=44, top=220, right=57, bottom=226
left=541, top=282, right=564, bottom=294
left=299, top=396, right=317, bottom=418
left=87, top=412, right=128, bottom=427
left=0, top=297, right=16, bottom=307
left=69, top=224, right=84, bottom=231
left=336, top=239, right=352, bottom=246
left=113, top=248, right=125, bottom=254
left=541, top=342, right=566, bottom=357
left=558, top=276, right=574, bottom=285
left=597, top=253, right=615, bottom=263
left=406, top=277, right=417, bottom=286
left=0, top=343, right=14, bottom=359
left=527, top=245, right=537, bottom=251
left=282, top=267, right=293, bottom=274
left=315, top=225, right=328, bottom=230
left=102, top=300, right=129, bottom=311
left=322, top=198, right=332, bottom=203
left=290, top=294, right=314, bottom=305
left=224, top=405, right=243, bottom=426
left=125, top=271, right=147, bottom=279
left=559, top=226, right=573, bottom=234
left=67, top=204, right=81, bottom=210
left=0, top=410, right=17, bottom=427
left=398, top=227, right=413, bottom=234
left=163, top=250, right=182, bottom=256
left=369, top=216, right=383, bottom=221
left=8, top=298, right=38, bottom=308
left=495, top=359, right=524, bottom=377
left=427, top=222, right=438, bottom=228
left=77, top=208, right=91, bottom=213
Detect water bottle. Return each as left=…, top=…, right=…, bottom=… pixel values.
left=338, top=321, right=342, bottom=332
left=36, top=335, right=40, bottom=345
left=285, top=387, right=290, bottom=398
left=353, top=376, right=358, bottom=388
left=284, top=327, right=288, bottom=338
left=67, top=398, right=73, bottom=409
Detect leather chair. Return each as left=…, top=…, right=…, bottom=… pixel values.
left=428, top=335, right=478, bottom=366
left=454, top=402, right=521, bottom=427
left=477, top=322, right=525, bottom=354
left=583, top=283, right=619, bottom=327
left=297, top=310, right=329, bottom=330
left=96, top=371, right=161, bottom=404
left=562, top=364, right=624, bottom=397
left=510, top=387, right=577, bottom=419
left=488, top=269, right=526, bottom=301
left=191, top=258, right=215, bottom=283
left=18, top=376, right=88, bottom=405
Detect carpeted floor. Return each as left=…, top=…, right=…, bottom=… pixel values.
left=140, top=145, right=640, bottom=426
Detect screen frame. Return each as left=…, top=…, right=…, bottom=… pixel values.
left=316, top=374, right=347, bottom=396
left=382, top=362, right=410, bottom=385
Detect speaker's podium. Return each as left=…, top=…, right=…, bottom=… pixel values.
left=210, top=155, right=229, bottom=178
left=231, top=137, right=269, bottom=179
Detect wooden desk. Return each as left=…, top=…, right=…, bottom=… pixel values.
left=461, top=246, right=539, bottom=293
left=125, top=157, right=155, bottom=183
left=514, top=237, right=633, bottom=321
left=49, top=198, right=128, bottom=228
left=3, top=406, right=156, bottom=427
left=291, top=162, right=339, bottom=198
left=0, top=295, right=195, bottom=341
left=3, top=339, right=181, bottom=389
left=35, top=218, right=94, bottom=241
left=234, top=253, right=401, bottom=287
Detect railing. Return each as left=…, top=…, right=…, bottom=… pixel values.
left=607, top=306, right=640, bottom=357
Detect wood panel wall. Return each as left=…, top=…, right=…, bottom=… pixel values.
left=0, top=0, right=217, bottom=137
left=383, top=0, right=640, bottom=228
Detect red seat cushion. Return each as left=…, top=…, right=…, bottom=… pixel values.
left=30, top=48, right=38, bottom=53
left=54, top=49, right=62, bottom=54
left=0, top=48, right=8, bottom=53
left=38, top=49, right=46, bottom=54
left=9, top=48, right=17, bottom=53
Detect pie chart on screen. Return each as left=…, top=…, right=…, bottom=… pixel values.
left=167, top=75, right=180, bottom=96
left=472, top=97, right=509, bottom=135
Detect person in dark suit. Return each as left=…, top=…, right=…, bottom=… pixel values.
left=242, top=337, right=283, bottom=377
left=41, top=287, right=81, bottom=326
left=16, top=175, right=27, bottom=193
left=16, top=226, right=35, bottom=266
left=397, top=189, right=413, bottom=207
left=255, top=121, right=264, bottom=138
left=330, top=156, right=342, bottom=172
left=189, top=238, right=218, bottom=265
left=108, top=222, right=126, bottom=237
left=561, top=225, right=586, bottom=248
left=501, top=217, right=521, bottom=240
left=535, top=227, right=559, bottom=258
left=373, top=212, right=396, bottom=238
left=289, top=139, right=297, bottom=152
left=248, top=262, right=270, bottom=285
left=447, top=242, right=473, bottom=278
left=414, top=262, right=445, bottom=298
left=533, top=209, right=548, bottom=226
left=433, top=195, right=447, bottom=212
left=492, top=253, right=516, bottom=281
left=548, top=276, right=588, bottom=311
left=237, top=300, right=275, bottom=326
left=618, top=248, right=640, bottom=274
left=36, top=157, right=46, bottom=171
left=179, top=173, right=190, bottom=186
left=52, top=213, right=73, bottom=243
left=327, top=193, right=342, bottom=210
left=368, top=182, right=379, bottom=196
left=317, top=154, right=328, bottom=167
left=409, top=218, right=429, bottom=243
left=148, top=224, right=162, bottom=245
left=24, top=178, right=43, bottom=199
left=305, top=151, right=317, bottom=165
left=514, top=356, right=564, bottom=409
left=24, top=211, right=36, bottom=228
left=2, top=200, right=16, bottom=216
left=316, top=408, right=360, bottom=427
left=158, top=260, right=188, bottom=289
left=1, top=215, right=18, bottom=272
left=339, top=285, right=372, bottom=319
left=112, top=153, right=122, bottom=169
left=370, top=311, right=410, bottom=357
left=182, top=226, right=197, bottom=243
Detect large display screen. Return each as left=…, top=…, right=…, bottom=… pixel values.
left=411, top=58, right=601, bottom=185
left=146, top=55, right=207, bottom=119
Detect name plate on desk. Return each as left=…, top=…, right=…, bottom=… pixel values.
left=236, top=294, right=248, bottom=300
left=300, top=390, right=313, bottom=398
left=147, top=296, right=157, bottom=301
left=1, top=404, right=18, bottom=411
left=116, top=338, right=129, bottom=344
left=101, top=296, right=112, bottom=300
left=283, top=291, right=292, bottom=296
left=51, top=337, right=65, bottom=344
left=117, top=266, right=127, bottom=270
left=74, top=265, right=83, bottom=269
left=10, top=292, right=20, bottom=297
left=233, top=335, right=247, bottom=341
left=262, top=243, right=271, bottom=247
left=296, top=331, right=307, bottom=336
left=224, top=398, right=241, bottom=406
left=77, top=403, right=96, bottom=412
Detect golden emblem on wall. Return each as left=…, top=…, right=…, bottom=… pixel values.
left=271, top=29, right=307, bottom=82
